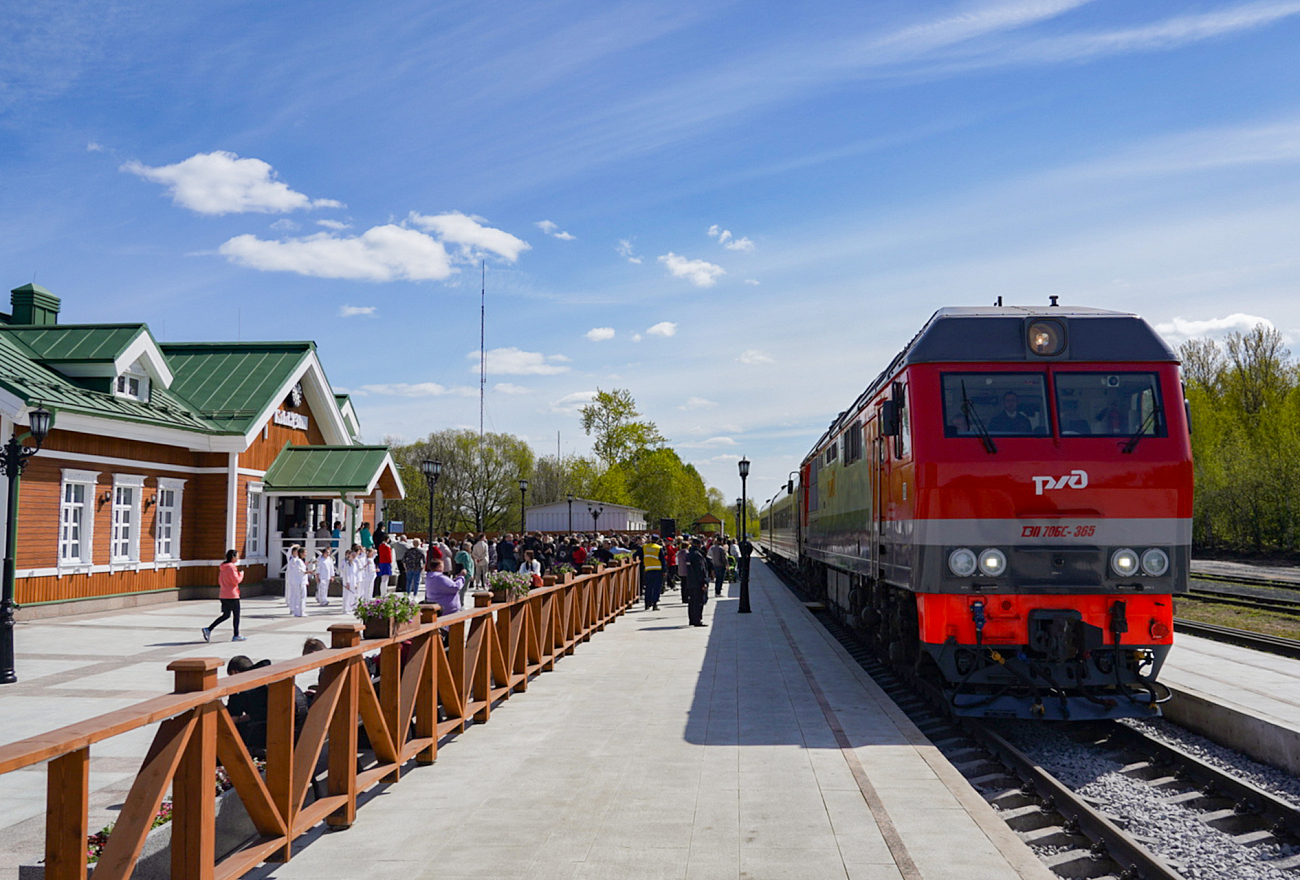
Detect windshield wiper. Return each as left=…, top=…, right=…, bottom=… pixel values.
left=961, top=381, right=997, bottom=454
left=1122, top=406, right=1161, bottom=453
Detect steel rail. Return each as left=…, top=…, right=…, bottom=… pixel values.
left=964, top=720, right=1189, bottom=880
left=1173, top=618, right=1300, bottom=660
left=1186, top=587, right=1300, bottom=614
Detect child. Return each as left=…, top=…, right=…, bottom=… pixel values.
left=314, top=547, right=335, bottom=606
left=342, top=545, right=363, bottom=614
left=361, top=547, right=377, bottom=598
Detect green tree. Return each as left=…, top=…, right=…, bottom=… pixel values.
left=580, top=388, right=666, bottom=466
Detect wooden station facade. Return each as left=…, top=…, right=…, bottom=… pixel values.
left=0, top=284, right=403, bottom=617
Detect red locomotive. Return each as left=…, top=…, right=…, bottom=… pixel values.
left=760, top=303, right=1192, bottom=720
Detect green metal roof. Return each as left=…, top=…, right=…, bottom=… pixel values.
left=0, top=333, right=221, bottom=433
left=263, top=445, right=395, bottom=493
left=160, top=342, right=314, bottom=434
left=0, top=324, right=148, bottom=362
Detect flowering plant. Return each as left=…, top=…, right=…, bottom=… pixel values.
left=486, top=570, right=532, bottom=599
left=353, top=592, right=420, bottom=624
left=552, top=563, right=575, bottom=575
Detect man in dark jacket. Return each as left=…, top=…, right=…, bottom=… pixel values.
left=685, top=540, right=708, bottom=627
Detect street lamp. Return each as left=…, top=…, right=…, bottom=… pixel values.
left=566, top=492, right=574, bottom=534
left=2, top=406, right=52, bottom=685
left=519, top=479, right=529, bottom=534
left=737, top=457, right=751, bottom=614
left=420, top=459, right=441, bottom=549
left=587, top=504, right=603, bottom=534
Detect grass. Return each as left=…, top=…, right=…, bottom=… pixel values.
left=1174, top=597, right=1300, bottom=641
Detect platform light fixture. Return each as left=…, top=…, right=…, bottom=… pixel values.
left=738, top=457, right=751, bottom=614
left=2, top=405, right=53, bottom=685
left=420, top=459, right=442, bottom=547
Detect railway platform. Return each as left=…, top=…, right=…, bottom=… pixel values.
left=0, top=562, right=1055, bottom=880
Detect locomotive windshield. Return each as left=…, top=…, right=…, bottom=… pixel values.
left=942, top=373, right=1050, bottom=437
left=1055, top=372, right=1164, bottom=437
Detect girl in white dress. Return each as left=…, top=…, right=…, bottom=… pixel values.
left=314, top=548, right=335, bottom=606
left=285, top=545, right=308, bottom=617
left=342, top=546, right=361, bottom=614
left=361, top=548, right=378, bottom=598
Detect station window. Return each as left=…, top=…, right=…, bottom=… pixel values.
left=114, top=361, right=151, bottom=403
left=111, top=475, right=145, bottom=563
left=58, top=469, right=99, bottom=567
left=155, top=478, right=186, bottom=561
left=245, top=484, right=264, bottom=559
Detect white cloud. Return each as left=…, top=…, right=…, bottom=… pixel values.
left=679, top=396, right=716, bottom=410
left=658, top=252, right=726, bottom=287
left=317, top=219, right=351, bottom=230
left=680, top=436, right=738, bottom=448
left=1154, top=313, right=1275, bottom=341
left=494, top=382, right=533, bottom=395
left=121, top=151, right=342, bottom=215
left=408, top=211, right=530, bottom=262
left=631, top=333, right=643, bottom=343
left=647, top=321, right=677, bottom=337
left=707, top=224, right=755, bottom=252
left=470, top=347, right=572, bottom=375
left=586, top=327, right=616, bottom=341
left=358, top=383, right=476, bottom=398
left=549, top=391, right=597, bottom=414
left=339, top=305, right=376, bottom=317
left=744, top=279, right=760, bottom=285
left=86, top=142, right=103, bottom=152
left=536, top=220, right=576, bottom=240
left=270, top=218, right=299, bottom=232
left=616, top=239, right=643, bottom=264
left=220, top=225, right=453, bottom=281
left=737, top=349, right=774, bottom=365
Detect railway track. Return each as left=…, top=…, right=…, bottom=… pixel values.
left=766, top=556, right=1300, bottom=880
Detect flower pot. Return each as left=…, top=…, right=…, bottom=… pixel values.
left=363, top=616, right=418, bottom=640
left=490, top=588, right=515, bottom=604
left=542, top=575, right=557, bottom=587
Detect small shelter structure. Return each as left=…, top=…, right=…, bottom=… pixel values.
left=691, top=513, right=724, bottom=535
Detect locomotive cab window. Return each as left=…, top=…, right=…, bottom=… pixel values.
left=942, top=373, right=1050, bottom=437
left=1055, top=372, right=1165, bottom=437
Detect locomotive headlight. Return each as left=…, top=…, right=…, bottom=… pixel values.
left=977, top=548, right=1007, bottom=577
left=1140, top=548, right=1170, bottom=577
left=1027, top=319, right=1066, bottom=356
left=948, top=547, right=978, bottom=577
left=1111, top=548, right=1140, bottom=577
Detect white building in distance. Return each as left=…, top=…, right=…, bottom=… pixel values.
left=525, top=497, right=648, bottom=533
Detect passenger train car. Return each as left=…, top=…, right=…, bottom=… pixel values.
left=760, top=304, right=1192, bottom=720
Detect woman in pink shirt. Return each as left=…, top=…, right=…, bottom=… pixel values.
left=203, top=549, right=246, bottom=642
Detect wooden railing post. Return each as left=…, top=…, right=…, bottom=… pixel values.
left=167, top=658, right=221, bottom=880
left=45, top=747, right=89, bottom=880
left=416, top=604, right=440, bottom=765
left=471, top=592, right=493, bottom=723
left=325, top=624, right=361, bottom=829
left=265, top=677, right=296, bottom=861
left=379, top=638, right=402, bottom=783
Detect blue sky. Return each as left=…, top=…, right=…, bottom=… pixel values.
left=4, top=0, right=1300, bottom=500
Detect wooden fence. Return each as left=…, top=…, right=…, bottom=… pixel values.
left=0, top=559, right=640, bottom=880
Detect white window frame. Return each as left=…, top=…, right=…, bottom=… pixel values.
left=114, top=358, right=151, bottom=403
left=58, top=469, right=100, bottom=569
left=245, top=482, right=265, bottom=560
left=154, top=478, right=186, bottom=562
left=110, top=474, right=146, bottom=565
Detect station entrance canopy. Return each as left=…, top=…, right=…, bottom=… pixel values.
left=263, top=444, right=405, bottom=498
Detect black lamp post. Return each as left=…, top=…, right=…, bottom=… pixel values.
left=420, top=459, right=441, bottom=548
left=566, top=492, right=574, bottom=534
left=2, top=406, right=52, bottom=685
left=737, top=457, right=751, bottom=614
left=588, top=504, right=603, bottom=534
left=735, top=498, right=742, bottom=539
left=519, top=479, right=529, bottom=534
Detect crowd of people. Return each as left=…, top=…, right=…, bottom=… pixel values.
left=202, top=522, right=751, bottom=643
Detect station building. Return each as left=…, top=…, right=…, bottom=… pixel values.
left=524, top=497, right=648, bottom=533
left=0, top=284, right=404, bottom=618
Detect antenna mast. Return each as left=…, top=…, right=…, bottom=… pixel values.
left=480, top=260, right=486, bottom=443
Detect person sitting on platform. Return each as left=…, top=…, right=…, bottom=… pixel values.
left=226, top=655, right=273, bottom=755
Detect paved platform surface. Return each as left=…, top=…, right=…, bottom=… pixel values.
left=245, top=562, right=1051, bottom=880
left=0, top=564, right=1055, bottom=880
left=1164, top=634, right=1300, bottom=731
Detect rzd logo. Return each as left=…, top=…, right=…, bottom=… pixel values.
left=1032, top=469, right=1088, bottom=495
